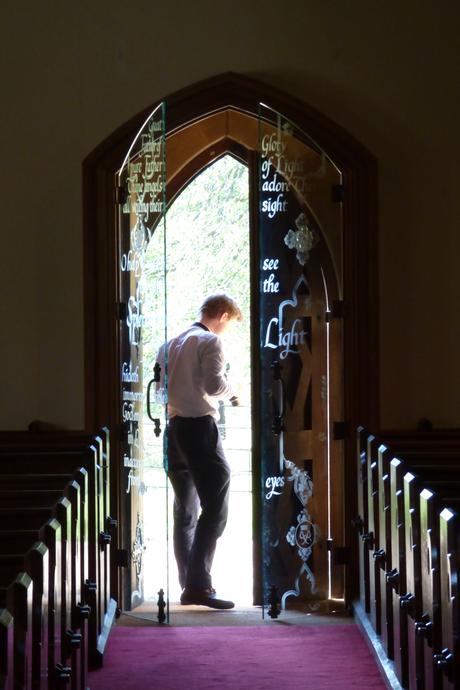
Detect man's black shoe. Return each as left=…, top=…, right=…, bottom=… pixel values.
left=180, top=587, right=235, bottom=609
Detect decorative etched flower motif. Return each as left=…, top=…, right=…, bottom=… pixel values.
left=284, top=212, right=317, bottom=265
left=286, top=526, right=296, bottom=546
left=131, top=215, right=150, bottom=253
left=282, top=121, right=294, bottom=137
left=286, top=462, right=313, bottom=507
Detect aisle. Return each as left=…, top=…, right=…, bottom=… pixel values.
left=89, top=608, right=387, bottom=690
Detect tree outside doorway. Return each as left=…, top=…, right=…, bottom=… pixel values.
left=142, top=155, right=253, bottom=604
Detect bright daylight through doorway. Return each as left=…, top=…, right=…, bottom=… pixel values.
left=141, top=155, right=253, bottom=605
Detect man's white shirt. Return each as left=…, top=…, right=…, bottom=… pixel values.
left=157, top=323, right=235, bottom=419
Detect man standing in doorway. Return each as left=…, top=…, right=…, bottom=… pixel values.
left=158, top=293, right=242, bottom=609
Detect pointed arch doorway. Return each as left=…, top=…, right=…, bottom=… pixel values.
left=83, top=73, right=378, bottom=616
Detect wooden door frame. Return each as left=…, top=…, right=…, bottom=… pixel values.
left=83, top=72, right=378, bottom=606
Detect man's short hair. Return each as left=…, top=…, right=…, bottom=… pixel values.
left=199, top=293, right=243, bottom=321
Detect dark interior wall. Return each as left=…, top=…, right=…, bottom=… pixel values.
left=1, top=1, right=459, bottom=430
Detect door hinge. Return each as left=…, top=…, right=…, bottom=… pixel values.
left=333, top=546, right=349, bottom=565
left=272, top=416, right=284, bottom=436
left=115, top=184, right=128, bottom=205
left=117, top=424, right=129, bottom=443
left=325, top=300, right=344, bottom=322
left=333, top=421, right=349, bottom=440
left=117, top=302, right=128, bottom=320
left=271, top=360, right=282, bottom=381
left=332, top=184, right=345, bottom=203
left=116, top=549, right=129, bottom=568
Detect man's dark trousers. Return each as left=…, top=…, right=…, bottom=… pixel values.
left=166, top=415, right=231, bottom=591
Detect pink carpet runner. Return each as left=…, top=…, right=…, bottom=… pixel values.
left=89, top=625, right=387, bottom=689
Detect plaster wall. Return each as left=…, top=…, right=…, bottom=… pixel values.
left=1, top=1, right=459, bottom=429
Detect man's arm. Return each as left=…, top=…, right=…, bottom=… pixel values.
left=200, top=337, right=236, bottom=400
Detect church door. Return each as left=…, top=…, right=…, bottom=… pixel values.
left=116, top=104, right=168, bottom=612
left=113, top=98, right=345, bottom=616
left=258, top=104, right=344, bottom=613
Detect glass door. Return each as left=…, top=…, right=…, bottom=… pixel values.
left=116, top=103, right=168, bottom=614
left=258, top=103, right=344, bottom=614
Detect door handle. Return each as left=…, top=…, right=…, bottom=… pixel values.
left=147, top=378, right=159, bottom=424
left=147, top=362, right=162, bottom=421
left=146, top=379, right=162, bottom=433
left=147, top=363, right=164, bottom=434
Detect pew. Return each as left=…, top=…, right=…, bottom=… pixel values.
left=0, top=434, right=110, bottom=620
left=389, top=458, right=460, bottom=690
left=437, top=506, right=459, bottom=690
left=0, top=606, right=14, bottom=690
left=2, top=499, right=74, bottom=646
left=375, top=444, right=393, bottom=659
left=356, top=428, right=460, bottom=690
left=356, top=432, right=378, bottom=624
left=0, top=503, right=90, bottom=690
left=402, top=471, right=425, bottom=690
left=0, top=468, right=92, bottom=636
left=380, top=431, right=460, bottom=452
left=387, top=465, right=460, bottom=690
left=0, top=475, right=73, bottom=490
left=416, top=488, right=460, bottom=690
left=0, top=498, right=74, bottom=690
left=366, top=436, right=381, bottom=634
left=356, top=427, right=370, bottom=613
left=388, top=455, right=409, bottom=688
left=1, top=553, right=45, bottom=690
left=0, top=447, right=103, bottom=666
left=0, top=519, right=64, bottom=690
left=0, top=482, right=86, bottom=688
left=414, top=485, right=460, bottom=690
left=0, top=572, right=33, bottom=690
left=362, top=438, right=396, bottom=648
left=0, top=430, right=114, bottom=674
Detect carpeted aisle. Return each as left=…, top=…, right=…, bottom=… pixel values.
left=89, top=624, right=387, bottom=689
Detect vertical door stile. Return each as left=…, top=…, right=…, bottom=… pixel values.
left=249, top=149, right=263, bottom=606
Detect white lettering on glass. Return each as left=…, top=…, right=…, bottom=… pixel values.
left=261, top=133, right=286, bottom=157
left=262, top=258, right=279, bottom=271
left=126, top=469, right=147, bottom=495
left=123, top=454, right=141, bottom=469
left=122, top=389, right=143, bottom=402
left=120, top=249, right=143, bottom=276
left=265, top=475, right=285, bottom=499
left=263, top=273, right=279, bottom=293
left=261, top=257, right=280, bottom=293
left=263, top=274, right=310, bottom=359
left=122, top=402, right=141, bottom=422
left=261, top=126, right=322, bottom=211
left=264, top=318, right=307, bottom=359
left=261, top=194, right=288, bottom=219
left=127, top=284, right=145, bottom=345
left=122, top=361, right=140, bottom=383
left=127, top=425, right=141, bottom=449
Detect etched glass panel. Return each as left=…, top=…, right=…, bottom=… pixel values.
left=258, top=103, right=343, bottom=613
left=117, top=103, right=167, bottom=613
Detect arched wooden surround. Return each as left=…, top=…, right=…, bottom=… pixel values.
left=83, top=73, right=378, bottom=605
